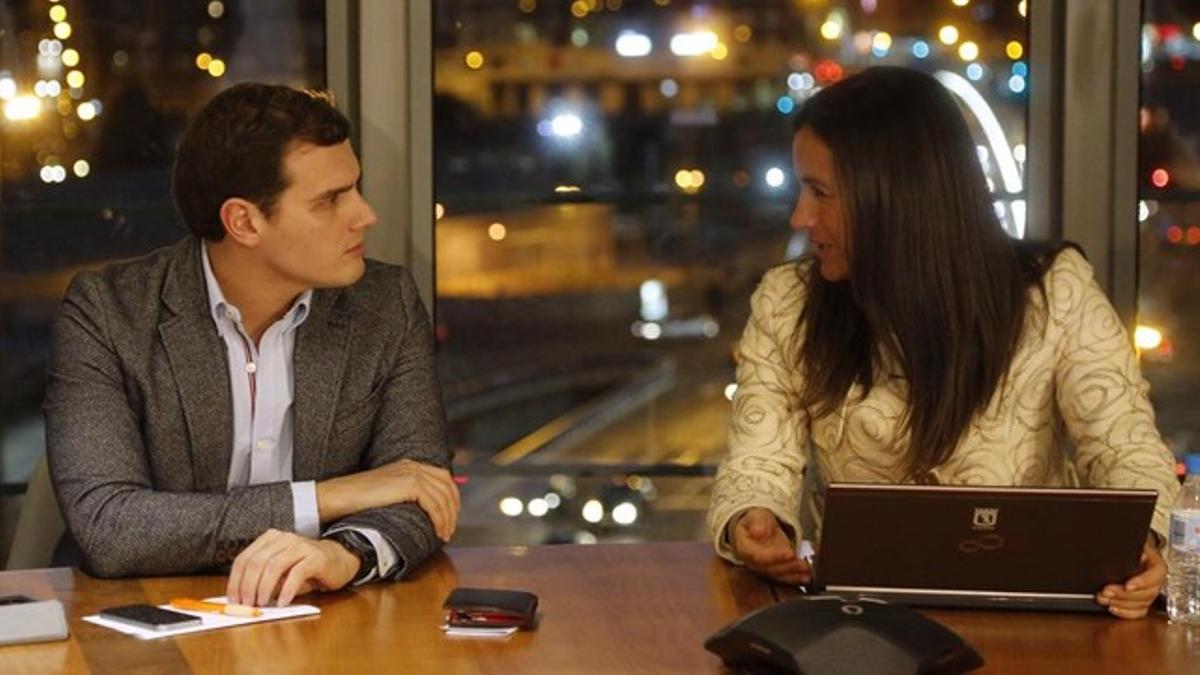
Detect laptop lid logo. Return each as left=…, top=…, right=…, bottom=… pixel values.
left=972, top=508, right=998, bottom=531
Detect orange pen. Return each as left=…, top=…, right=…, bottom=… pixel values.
left=169, top=598, right=262, bottom=617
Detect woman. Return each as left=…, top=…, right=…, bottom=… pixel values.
left=707, top=67, right=1180, bottom=619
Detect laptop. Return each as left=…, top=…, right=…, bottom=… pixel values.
left=812, top=483, right=1158, bottom=612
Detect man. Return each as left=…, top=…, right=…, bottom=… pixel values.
left=45, top=83, right=458, bottom=607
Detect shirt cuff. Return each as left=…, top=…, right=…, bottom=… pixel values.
left=290, top=481, right=321, bottom=539
left=325, top=526, right=402, bottom=584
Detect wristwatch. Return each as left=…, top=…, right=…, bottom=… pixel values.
left=329, top=530, right=378, bottom=583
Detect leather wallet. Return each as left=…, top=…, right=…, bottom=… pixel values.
left=443, top=588, right=538, bottom=629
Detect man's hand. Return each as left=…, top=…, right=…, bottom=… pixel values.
left=316, top=459, right=460, bottom=541
left=1096, top=535, right=1166, bottom=619
left=226, top=529, right=360, bottom=607
left=731, top=507, right=812, bottom=585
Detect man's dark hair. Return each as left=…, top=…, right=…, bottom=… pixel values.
left=790, top=67, right=1073, bottom=479
left=172, top=83, right=351, bottom=240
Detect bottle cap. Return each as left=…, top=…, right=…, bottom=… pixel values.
left=1187, top=454, right=1200, bottom=476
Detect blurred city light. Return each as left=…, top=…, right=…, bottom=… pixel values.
left=958, top=41, right=979, bottom=61
left=659, top=78, right=678, bottom=97
left=54, top=22, right=72, bottom=40
left=1013, top=143, right=1027, bottom=163
left=435, top=202, right=445, bottom=220
left=724, top=383, right=738, bottom=401
left=820, top=13, right=845, bottom=41
left=734, top=24, right=752, bottom=43
left=62, top=48, right=79, bottom=67
left=73, top=159, right=90, bottom=178
left=711, top=42, right=729, bottom=60
left=1151, top=168, right=1170, bottom=188
left=1012, top=61, right=1028, bottom=77
left=207, top=59, right=226, bottom=77
left=571, top=28, right=589, bottom=47
left=0, top=76, right=15, bottom=100
left=76, top=100, right=97, bottom=120
left=488, top=222, right=507, bottom=241
left=639, top=279, right=669, bottom=322
left=670, top=31, right=718, bottom=56
left=66, top=70, right=84, bottom=88
left=953, top=0, right=970, bottom=6
left=527, top=498, right=549, bottom=517
left=1018, top=0, right=1027, bottom=18
left=208, top=1, right=225, bottom=19
left=49, top=5, right=67, bottom=23
left=196, top=52, right=213, bottom=70
left=4, top=95, right=40, bottom=121
left=966, top=63, right=984, bottom=81
left=776, top=96, right=794, bottom=114
left=765, top=167, right=786, bottom=188
left=912, top=40, right=931, bottom=59
left=544, top=493, right=562, bottom=509
left=1138, top=200, right=1150, bottom=222
left=1193, top=22, right=1200, bottom=41
left=872, top=31, right=892, bottom=59
left=500, top=497, right=524, bottom=517
left=582, top=499, right=604, bottom=523
left=554, top=185, right=581, bottom=193
left=1006, top=41, right=1024, bottom=59
left=1167, top=225, right=1183, bottom=244
left=1135, top=326, right=1164, bottom=351
left=550, top=113, right=583, bottom=137
left=1008, top=74, right=1026, bottom=93
left=615, top=31, right=652, bottom=57
left=612, top=502, right=638, bottom=525
left=465, top=50, right=484, bottom=69
left=938, top=25, right=960, bottom=45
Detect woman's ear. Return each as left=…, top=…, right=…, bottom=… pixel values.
left=218, top=197, right=263, bottom=247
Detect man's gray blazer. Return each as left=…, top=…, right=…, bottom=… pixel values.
left=44, top=236, right=450, bottom=578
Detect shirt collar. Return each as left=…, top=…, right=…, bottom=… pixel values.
left=200, top=243, right=313, bottom=330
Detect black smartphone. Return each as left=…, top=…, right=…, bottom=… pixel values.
left=99, top=604, right=203, bottom=631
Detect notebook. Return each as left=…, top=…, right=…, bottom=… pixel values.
left=812, top=483, right=1158, bottom=612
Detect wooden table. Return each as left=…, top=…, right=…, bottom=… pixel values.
left=1, top=542, right=1196, bottom=674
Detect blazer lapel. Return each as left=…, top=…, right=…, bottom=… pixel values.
left=158, top=238, right=234, bottom=493
left=292, top=290, right=351, bottom=481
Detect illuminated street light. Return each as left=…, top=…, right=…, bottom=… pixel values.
left=612, top=502, right=638, bottom=525
left=615, top=31, right=652, bottom=57
left=670, top=31, right=718, bottom=56
left=500, top=497, right=524, bottom=517
left=1134, top=326, right=1163, bottom=351
left=582, top=499, right=604, bottom=523
left=4, top=95, right=41, bottom=121
left=550, top=113, right=583, bottom=137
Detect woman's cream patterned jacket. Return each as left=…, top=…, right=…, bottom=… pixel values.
left=708, top=248, right=1180, bottom=563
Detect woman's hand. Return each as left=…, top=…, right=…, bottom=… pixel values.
left=1095, top=535, right=1166, bottom=619
left=731, top=507, right=812, bottom=585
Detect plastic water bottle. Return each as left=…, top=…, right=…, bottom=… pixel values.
left=1166, top=453, right=1200, bottom=624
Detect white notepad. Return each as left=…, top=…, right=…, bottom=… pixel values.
left=83, top=596, right=319, bottom=640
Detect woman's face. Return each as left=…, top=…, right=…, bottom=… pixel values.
left=790, top=127, right=850, bottom=281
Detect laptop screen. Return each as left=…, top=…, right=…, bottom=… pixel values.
left=814, top=484, right=1156, bottom=597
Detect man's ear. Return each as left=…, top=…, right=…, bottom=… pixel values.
left=218, top=197, right=264, bottom=246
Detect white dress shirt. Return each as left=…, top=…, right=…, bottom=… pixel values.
left=201, top=245, right=397, bottom=582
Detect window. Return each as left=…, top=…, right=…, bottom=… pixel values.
left=0, top=1, right=326, bottom=540
left=434, top=0, right=1032, bottom=545
left=1137, top=1, right=1200, bottom=466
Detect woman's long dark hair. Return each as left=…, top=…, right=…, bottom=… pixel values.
left=792, top=66, right=1069, bottom=478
